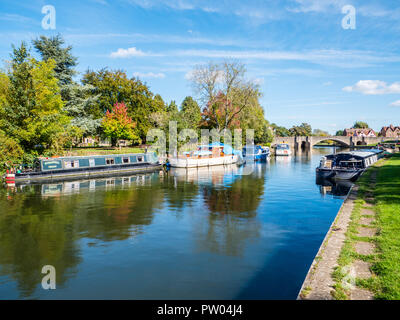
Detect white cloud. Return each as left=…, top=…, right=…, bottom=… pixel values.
left=110, top=47, right=146, bottom=58
left=133, top=72, right=166, bottom=79
left=343, top=80, right=400, bottom=95
left=287, top=0, right=347, bottom=13
left=90, top=0, right=108, bottom=5
left=173, top=49, right=400, bottom=68
left=125, top=0, right=283, bottom=23
left=0, top=13, right=35, bottom=24
left=390, top=100, right=400, bottom=107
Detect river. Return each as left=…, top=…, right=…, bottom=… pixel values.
left=0, top=147, right=352, bottom=299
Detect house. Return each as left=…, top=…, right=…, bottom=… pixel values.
left=343, top=128, right=377, bottom=137
left=380, top=124, right=400, bottom=138
left=80, top=136, right=98, bottom=147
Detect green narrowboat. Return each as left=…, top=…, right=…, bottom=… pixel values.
left=11, top=152, right=162, bottom=182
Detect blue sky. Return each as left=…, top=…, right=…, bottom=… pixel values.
left=1, top=0, right=400, bottom=134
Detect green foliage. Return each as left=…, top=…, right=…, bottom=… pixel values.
left=33, top=34, right=101, bottom=138
left=240, top=102, right=273, bottom=144
left=313, top=129, right=330, bottom=136
left=353, top=121, right=370, bottom=129
left=181, top=96, right=201, bottom=130
left=0, top=43, right=68, bottom=155
left=61, top=83, right=101, bottom=137
left=0, top=130, right=23, bottom=169
left=335, top=129, right=345, bottom=136
left=33, top=34, right=77, bottom=86
left=271, top=123, right=290, bottom=137
left=83, top=69, right=163, bottom=143
left=289, top=123, right=312, bottom=136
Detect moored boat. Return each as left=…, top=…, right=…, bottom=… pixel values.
left=4, top=152, right=161, bottom=183
left=316, top=150, right=381, bottom=181
left=168, top=143, right=241, bottom=168
left=242, top=145, right=270, bottom=162
left=275, top=143, right=292, bottom=156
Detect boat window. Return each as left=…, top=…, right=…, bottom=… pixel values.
left=122, top=157, right=130, bottom=164
left=64, top=160, right=79, bottom=169
left=137, top=156, right=143, bottom=162
left=106, top=158, right=115, bottom=165
left=277, top=144, right=289, bottom=150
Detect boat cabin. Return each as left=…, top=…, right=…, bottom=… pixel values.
left=323, top=151, right=378, bottom=170
left=276, top=144, right=290, bottom=150
left=38, top=153, right=158, bottom=172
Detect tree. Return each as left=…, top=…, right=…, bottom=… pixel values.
left=102, top=102, right=138, bottom=146
left=180, top=96, right=201, bottom=130
left=83, top=69, right=163, bottom=143
left=33, top=35, right=101, bottom=137
left=313, top=129, right=329, bottom=137
left=271, top=123, right=290, bottom=137
left=0, top=43, right=68, bottom=155
left=289, top=123, right=312, bottom=136
left=353, top=121, right=369, bottom=129
left=189, top=60, right=261, bottom=131
left=335, top=129, right=344, bottom=136
left=33, top=34, right=77, bottom=86
left=239, top=97, right=273, bottom=144
left=0, top=72, right=9, bottom=113
left=201, top=92, right=241, bottom=130
left=61, top=83, right=101, bottom=137
left=0, top=130, right=23, bottom=169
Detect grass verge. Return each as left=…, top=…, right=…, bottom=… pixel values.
left=332, top=153, right=400, bottom=299
left=64, top=147, right=144, bottom=156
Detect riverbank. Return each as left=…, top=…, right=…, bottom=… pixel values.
left=298, top=153, right=400, bottom=300
left=64, top=147, right=144, bottom=156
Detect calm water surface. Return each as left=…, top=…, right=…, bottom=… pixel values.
left=0, top=147, right=351, bottom=299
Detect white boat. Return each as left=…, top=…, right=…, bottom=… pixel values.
left=168, top=143, right=240, bottom=168
left=275, top=143, right=292, bottom=156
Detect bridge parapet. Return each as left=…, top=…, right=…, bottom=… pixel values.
left=272, top=135, right=388, bottom=150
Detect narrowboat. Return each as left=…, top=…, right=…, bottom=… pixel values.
left=316, top=150, right=381, bottom=181
left=168, top=143, right=242, bottom=168
left=242, top=145, right=270, bottom=162
left=275, top=143, right=292, bottom=156
left=4, top=153, right=161, bottom=183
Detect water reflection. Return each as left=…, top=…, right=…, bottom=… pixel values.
left=316, top=177, right=353, bottom=197
left=0, top=168, right=271, bottom=299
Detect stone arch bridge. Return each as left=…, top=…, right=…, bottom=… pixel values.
left=272, top=136, right=390, bottom=150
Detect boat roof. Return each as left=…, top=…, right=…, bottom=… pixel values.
left=358, top=149, right=384, bottom=154
left=328, top=151, right=376, bottom=158
left=38, top=153, right=148, bottom=161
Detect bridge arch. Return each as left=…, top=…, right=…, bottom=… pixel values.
left=310, top=136, right=351, bottom=148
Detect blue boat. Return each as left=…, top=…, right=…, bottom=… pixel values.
left=242, top=145, right=270, bottom=162
left=8, top=152, right=161, bottom=183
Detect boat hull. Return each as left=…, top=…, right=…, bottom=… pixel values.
left=275, top=150, right=292, bottom=156
left=12, top=163, right=162, bottom=183
left=332, top=169, right=363, bottom=181
left=316, top=167, right=363, bottom=181
left=316, top=168, right=335, bottom=179
left=169, top=155, right=239, bottom=168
